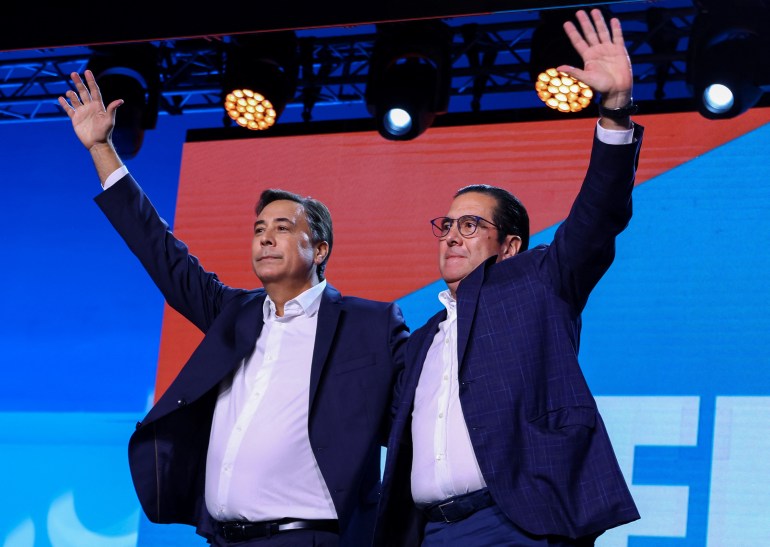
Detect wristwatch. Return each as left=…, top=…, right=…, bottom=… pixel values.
left=597, top=99, right=638, bottom=120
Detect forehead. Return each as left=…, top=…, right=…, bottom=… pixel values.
left=256, top=199, right=305, bottom=222
left=447, top=192, right=498, bottom=218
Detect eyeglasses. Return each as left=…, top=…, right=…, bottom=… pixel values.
left=430, top=215, right=500, bottom=238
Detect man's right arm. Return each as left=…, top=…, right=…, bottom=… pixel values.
left=96, top=173, right=237, bottom=332
left=61, top=70, right=241, bottom=332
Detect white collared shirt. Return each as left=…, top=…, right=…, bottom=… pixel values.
left=411, top=289, right=487, bottom=505
left=205, top=280, right=338, bottom=521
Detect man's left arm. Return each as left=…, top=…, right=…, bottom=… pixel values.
left=546, top=121, right=643, bottom=314
left=539, top=9, right=643, bottom=310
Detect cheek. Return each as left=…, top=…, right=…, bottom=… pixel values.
left=437, top=241, right=448, bottom=262
left=296, top=241, right=316, bottom=262
left=478, top=236, right=499, bottom=255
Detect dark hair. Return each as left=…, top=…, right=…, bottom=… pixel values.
left=455, top=184, right=530, bottom=251
left=255, top=189, right=333, bottom=281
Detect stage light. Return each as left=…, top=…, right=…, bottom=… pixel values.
left=529, top=9, right=600, bottom=114
left=222, top=31, right=298, bottom=130
left=86, top=44, right=160, bottom=159
left=365, top=21, right=452, bottom=141
left=384, top=108, right=412, bottom=136
left=534, top=68, right=593, bottom=113
left=687, top=6, right=769, bottom=119
left=703, top=84, right=734, bottom=114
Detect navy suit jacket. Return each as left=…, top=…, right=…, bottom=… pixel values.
left=95, top=175, right=409, bottom=546
left=375, top=126, right=644, bottom=546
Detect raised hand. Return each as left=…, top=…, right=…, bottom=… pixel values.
left=558, top=9, right=633, bottom=108
left=58, top=70, right=123, bottom=151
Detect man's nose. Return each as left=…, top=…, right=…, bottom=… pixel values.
left=259, top=228, right=275, bottom=245
left=445, top=222, right=463, bottom=244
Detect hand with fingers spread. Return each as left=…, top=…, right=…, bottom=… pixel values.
left=58, top=70, right=125, bottom=183
left=559, top=9, right=633, bottom=110
left=58, top=70, right=124, bottom=152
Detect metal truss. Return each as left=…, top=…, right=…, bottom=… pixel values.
left=0, top=4, right=697, bottom=126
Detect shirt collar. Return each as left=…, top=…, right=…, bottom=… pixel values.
left=438, top=289, right=456, bottom=314
left=263, top=279, right=327, bottom=319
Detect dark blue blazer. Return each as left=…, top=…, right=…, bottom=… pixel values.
left=376, top=126, right=644, bottom=546
left=95, top=175, right=409, bottom=546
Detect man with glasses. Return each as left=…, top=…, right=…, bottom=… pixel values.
left=375, top=9, right=642, bottom=547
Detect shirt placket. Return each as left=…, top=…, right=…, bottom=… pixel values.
left=216, top=314, right=285, bottom=512
left=434, top=307, right=457, bottom=497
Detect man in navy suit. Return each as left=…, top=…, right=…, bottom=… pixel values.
left=59, top=71, right=408, bottom=546
left=376, top=9, right=642, bottom=546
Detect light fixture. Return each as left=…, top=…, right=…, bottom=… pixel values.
left=529, top=9, right=599, bottom=114
left=222, top=31, right=298, bottom=130
left=365, top=20, right=452, bottom=141
left=534, top=68, right=593, bottom=113
left=687, top=5, right=768, bottom=120
left=86, top=44, right=160, bottom=159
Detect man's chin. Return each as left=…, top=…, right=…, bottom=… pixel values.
left=253, top=266, right=283, bottom=283
left=440, top=269, right=468, bottom=286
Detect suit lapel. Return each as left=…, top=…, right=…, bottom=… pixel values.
left=309, top=284, right=342, bottom=411
left=455, top=256, right=495, bottom=368
left=410, top=313, right=444, bottom=394
left=384, top=310, right=445, bottom=479
left=234, top=294, right=266, bottom=356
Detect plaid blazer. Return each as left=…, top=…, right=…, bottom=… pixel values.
left=376, top=125, right=644, bottom=546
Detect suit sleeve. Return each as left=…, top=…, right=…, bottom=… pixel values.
left=542, top=123, right=644, bottom=313
left=381, top=301, right=409, bottom=445
left=94, top=174, right=243, bottom=332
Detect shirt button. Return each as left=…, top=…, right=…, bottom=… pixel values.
left=443, top=374, right=449, bottom=381
left=438, top=412, right=444, bottom=418
left=436, top=454, right=442, bottom=461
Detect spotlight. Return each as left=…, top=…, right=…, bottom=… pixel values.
left=702, top=84, right=735, bottom=114
left=534, top=68, right=593, bottom=113
left=222, top=31, right=298, bottom=130
left=366, top=21, right=452, bottom=141
left=687, top=6, right=769, bottom=119
left=86, top=44, right=160, bottom=159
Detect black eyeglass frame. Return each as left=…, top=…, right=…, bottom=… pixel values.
left=430, top=215, right=501, bottom=238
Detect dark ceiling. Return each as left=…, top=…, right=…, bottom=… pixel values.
left=1, top=0, right=767, bottom=130
left=1, top=1, right=624, bottom=51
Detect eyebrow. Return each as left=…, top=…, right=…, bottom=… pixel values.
left=254, top=217, right=296, bottom=226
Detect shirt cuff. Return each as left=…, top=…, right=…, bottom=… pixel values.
left=103, top=165, right=129, bottom=190
left=595, top=121, right=634, bottom=145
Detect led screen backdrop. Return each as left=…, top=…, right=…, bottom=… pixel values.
left=159, top=109, right=770, bottom=547
left=1, top=107, right=768, bottom=547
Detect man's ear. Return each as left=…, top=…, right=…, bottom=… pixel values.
left=314, top=241, right=330, bottom=264
left=499, top=235, right=522, bottom=261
